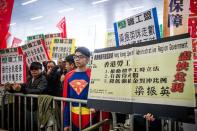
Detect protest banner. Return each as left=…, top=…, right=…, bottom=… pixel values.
left=88, top=34, right=195, bottom=122
left=27, top=34, right=44, bottom=42
left=114, top=7, right=160, bottom=46
left=44, top=33, right=61, bottom=55
left=21, top=39, right=49, bottom=65
left=50, top=38, right=75, bottom=60
left=0, top=55, right=26, bottom=84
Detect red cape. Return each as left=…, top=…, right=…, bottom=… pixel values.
left=62, top=68, right=109, bottom=130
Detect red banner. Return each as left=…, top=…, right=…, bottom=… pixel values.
left=189, top=0, right=197, bottom=39
left=56, top=17, right=67, bottom=38
left=189, top=0, right=197, bottom=17
left=0, top=0, right=14, bottom=49
left=189, top=0, right=197, bottom=84
left=11, top=37, right=22, bottom=47
left=2, top=31, right=11, bottom=47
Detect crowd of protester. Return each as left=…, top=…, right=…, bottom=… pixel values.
left=4, top=46, right=192, bottom=131
left=4, top=47, right=111, bottom=131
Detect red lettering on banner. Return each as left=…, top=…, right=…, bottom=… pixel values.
left=171, top=51, right=192, bottom=93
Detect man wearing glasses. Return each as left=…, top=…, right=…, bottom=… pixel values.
left=63, top=47, right=109, bottom=131
left=63, top=47, right=93, bottom=131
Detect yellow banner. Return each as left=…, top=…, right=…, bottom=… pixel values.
left=50, top=38, right=75, bottom=60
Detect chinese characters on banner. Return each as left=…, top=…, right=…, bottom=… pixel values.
left=44, top=33, right=61, bottom=55
left=114, top=8, right=160, bottom=46
left=27, top=34, right=44, bottom=42
left=88, top=34, right=195, bottom=121
left=163, top=0, right=190, bottom=37
left=21, top=39, right=49, bottom=66
left=188, top=0, right=197, bottom=83
left=0, top=47, right=22, bottom=56
left=171, top=50, right=192, bottom=92
left=0, top=55, right=26, bottom=84
left=50, top=38, right=75, bottom=60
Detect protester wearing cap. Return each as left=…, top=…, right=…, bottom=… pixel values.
left=11, top=61, right=47, bottom=131
left=11, top=61, right=47, bottom=94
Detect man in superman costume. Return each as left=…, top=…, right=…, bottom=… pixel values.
left=63, top=47, right=109, bottom=131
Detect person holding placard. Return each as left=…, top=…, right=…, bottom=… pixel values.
left=9, top=62, right=47, bottom=131
left=63, top=47, right=110, bottom=131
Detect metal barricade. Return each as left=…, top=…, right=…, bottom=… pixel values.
left=110, top=114, right=188, bottom=131
left=82, top=119, right=110, bottom=131
left=0, top=93, right=96, bottom=131
left=0, top=92, right=196, bottom=131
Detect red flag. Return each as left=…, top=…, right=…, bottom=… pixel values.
left=5, top=32, right=11, bottom=39
left=56, top=17, right=67, bottom=38
left=0, top=0, right=14, bottom=49
left=11, top=37, right=22, bottom=47
left=0, top=32, right=11, bottom=49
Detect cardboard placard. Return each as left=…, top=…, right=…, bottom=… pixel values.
left=114, top=7, right=160, bottom=46
left=163, top=0, right=189, bottom=37
left=88, top=34, right=195, bottom=123
left=50, top=38, right=75, bottom=60
left=21, top=39, right=49, bottom=66
left=44, top=33, right=61, bottom=55
left=0, top=55, right=26, bottom=84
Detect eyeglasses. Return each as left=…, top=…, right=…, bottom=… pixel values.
left=73, top=55, right=86, bottom=59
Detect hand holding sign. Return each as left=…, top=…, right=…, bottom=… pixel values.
left=144, top=113, right=155, bottom=122
left=12, top=83, right=21, bottom=91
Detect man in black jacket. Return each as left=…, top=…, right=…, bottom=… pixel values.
left=12, top=62, right=47, bottom=94
left=11, top=61, right=47, bottom=131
